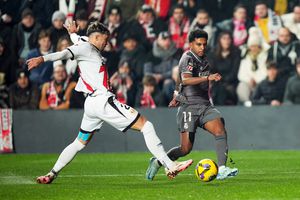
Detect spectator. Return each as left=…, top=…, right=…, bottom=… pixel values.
left=162, top=65, right=179, bottom=105
left=0, top=37, right=16, bottom=87
left=119, top=33, right=147, bottom=82
left=172, top=0, right=199, bottom=20
left=283, top=58, right=300, bottom=104
left=270, top=0, right=288, bottom=16
left=144, top=31, right=181, bottom=88
left=208, top=31, right=241, bottom=105
left=0, top=83, right=9, bottom=108
left=19, top=0, right=54, bottom=28
left=56, top=36, right=78, bottom=78
left=39, top=61, right=76, bottom=110
left=48, top=11, right=68, bottom=51
left=267, top=27, right=300, bottom=82
left=168, top=4, right=190, bottom=51
left=135, top=75, right=163, bottom=108
left=145, top=0, right=171, bottom=20
left=126, top=4, right=167, bottom=51
left=105, top=0, right=143, bottom=21
left=104, top=5, right=127, bottom=50
left=11, top=8, right=42, bottom=67
left=110, top=60, right=136, bottom=106
left=216, top=4, right=253, bottom=48
left=53, top=0, right=87, bottom=23
left=281, top=4, right=300, bottom=40
left=26, top=30, right=53, bottom=87
left=189, top=9, right=215, bottom=49
left=251, top=61, right=286, bottom=106
left=75, top=9, right=88, bottom=36
left=102, top=41, right=120, bottom=77
left=0, top=0, right=21, bottom=48
left=254, top=0, right=282, bottom=45
left=87, top=0, right=109, bottom=22
left=8, top=69, right=39, bottom=109
left=237, top=27, right=268, bottom=103
left=199, top=0, right=239, bottom=24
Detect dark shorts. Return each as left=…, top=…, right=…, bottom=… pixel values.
left=176, top=103, right=222, bottom=133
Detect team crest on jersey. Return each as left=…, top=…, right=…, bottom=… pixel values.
left=184, top=123, right=189, bottom=129
left=187, top=62, right=193, bottom=71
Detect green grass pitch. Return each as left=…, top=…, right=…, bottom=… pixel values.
left=1, top=150, right=300, bottom=200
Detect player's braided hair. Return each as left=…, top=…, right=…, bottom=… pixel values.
left=86, top=21, right=110, bottom=36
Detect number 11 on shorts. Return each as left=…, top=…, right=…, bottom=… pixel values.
left=183, top=112, right=192, bottom=122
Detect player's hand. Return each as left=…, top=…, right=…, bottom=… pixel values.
left=169, top=97, right=179, bottom=107
left=26, top=56, right=44, bottom=71
left=168, top=92, right=180, bottom=107
left=63, top=21, right=79, bottom=34
left=208, top=73, right=222, bottom=81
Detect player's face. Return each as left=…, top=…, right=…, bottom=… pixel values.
left=190, top=38, right=207, bottom=57
left=94, top=33, right=109, bottom=51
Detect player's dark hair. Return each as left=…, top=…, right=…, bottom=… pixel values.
left=86, top=21, right=110, bottom=36
left=188, top=29, right=208, bottom=43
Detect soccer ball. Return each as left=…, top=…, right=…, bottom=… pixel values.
left=195, top=159, right=218, bottom=182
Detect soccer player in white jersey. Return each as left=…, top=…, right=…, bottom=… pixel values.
left=27, top=22, right=193, bottom=184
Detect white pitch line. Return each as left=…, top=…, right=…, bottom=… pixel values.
left=1, top=171, right=300, bottom=181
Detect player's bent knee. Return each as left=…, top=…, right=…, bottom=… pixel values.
left=77, top=129, right=94, bottom=145
left=132, top=115, right=148, bottom=131
left=74, top=138, right=86, bottom=151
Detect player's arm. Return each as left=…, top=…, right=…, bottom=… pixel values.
left=181, top=73, right=222, bottom=86
left=27, top=50, right=73, bottom=71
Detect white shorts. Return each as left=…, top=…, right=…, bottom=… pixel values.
left=80, top=94, right=140, bottom=133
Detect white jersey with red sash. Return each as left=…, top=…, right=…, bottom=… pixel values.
left=66, top=41, right=139, bottom=132
left=67, top=42, right=110, bottom=96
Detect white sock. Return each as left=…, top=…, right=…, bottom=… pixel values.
left=141, top=121, right=176, bottom=169
left=51, top=138, right=85, bottom=174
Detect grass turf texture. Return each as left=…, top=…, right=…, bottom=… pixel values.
left=1, top=150, right=300, bottom=200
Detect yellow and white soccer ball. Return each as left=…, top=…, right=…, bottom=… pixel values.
left=195, top=159, right=218, bottom=182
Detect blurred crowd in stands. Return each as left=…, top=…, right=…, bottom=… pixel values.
left=1, top=0, right=300, bottom=110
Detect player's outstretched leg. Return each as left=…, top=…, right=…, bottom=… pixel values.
left=146, top=132, right=194, bottom=180
left=36, top=131, right=93, bottom=184
left=132, top=116, right=193, bottom=180
left=204, top=118, right=238, bottom=180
